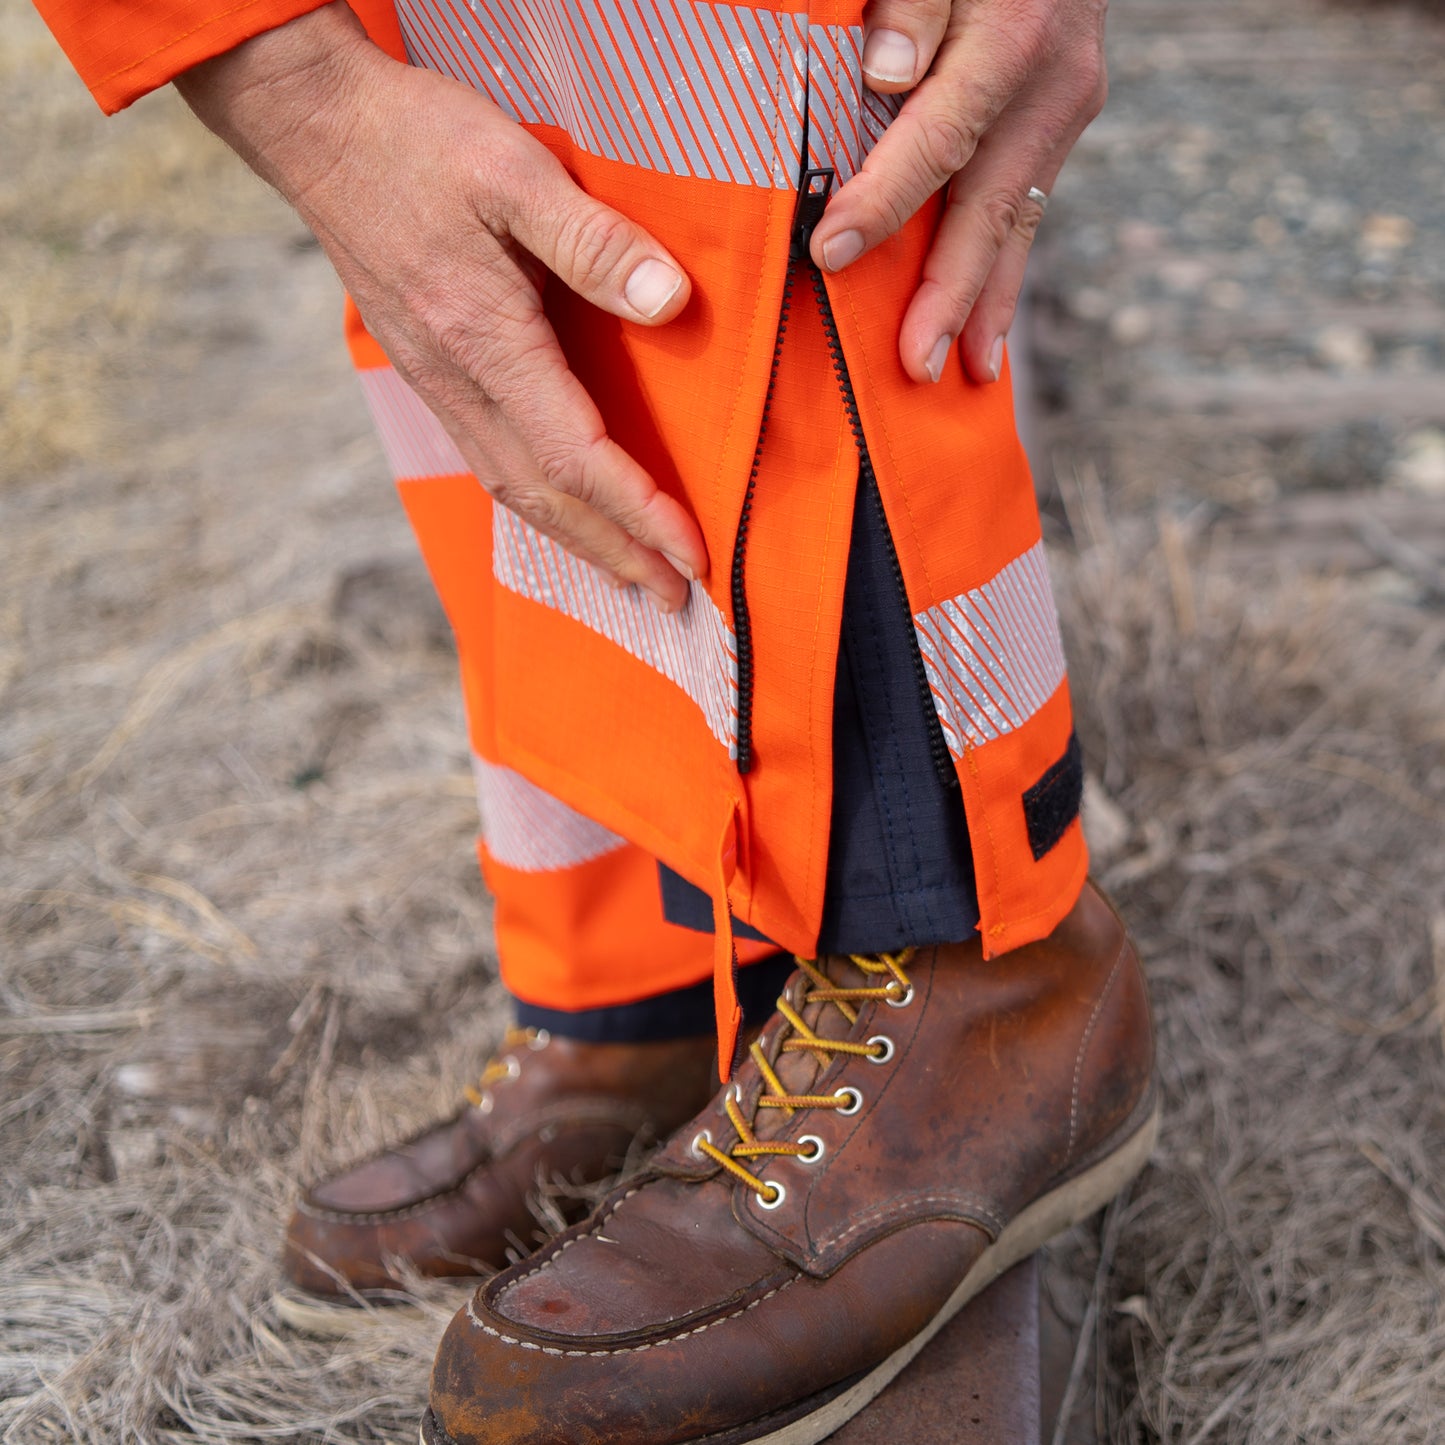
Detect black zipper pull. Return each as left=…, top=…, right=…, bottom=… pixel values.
left=790, top=167, right=835, bottom=261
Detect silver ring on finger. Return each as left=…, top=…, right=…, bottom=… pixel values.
left=1025, top=185, right=1050, bottom=214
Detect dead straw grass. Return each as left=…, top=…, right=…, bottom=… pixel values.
left=0, top=0, right=280, bottom=477
left=1048, top=482, right=1445, bottom=1441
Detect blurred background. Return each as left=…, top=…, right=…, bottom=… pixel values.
left=2, top=0, right=1443, bottom=1439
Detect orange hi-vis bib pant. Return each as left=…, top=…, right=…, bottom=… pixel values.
left=39, top=0, right=1091, bottom=1066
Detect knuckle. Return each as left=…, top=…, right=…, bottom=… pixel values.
left=481, top=473, right=516, bottom=508
left=1013, top=202, right=1045, bottom=245
left=977, top=16, right=1045, bottom=91
left=1064, top=44, right=1107, bottom=112
left=917, top=110, right=981, bottom=179
left=500, top=482, right=564, bottom=535
left=978, top=191, right=1024, bottom=252
left=533, top=432, right=601, bottom=501
left=432, top=315, right=487, bottom=375
left=1008, top=13, right=1053, bottom=73
left=387, top=342, right=444, bottom=398
left=432, top=323, right=510, bottom=401
left=448, top=321, right=551, bottom=405
left=553, top=207, right=635, bottom=292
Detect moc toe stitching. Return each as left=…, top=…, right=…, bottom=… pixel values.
left=465, top=1275, right=800, bottom=1355
left=490, top=1185, right=645, bottom=1297
left=294, top=1157, right=501, bottom=1227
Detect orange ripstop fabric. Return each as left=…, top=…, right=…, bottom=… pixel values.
left=31, top=0, right=408, bottom=113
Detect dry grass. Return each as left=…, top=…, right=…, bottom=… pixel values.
left=1047, top=480, right=1445, bottom=1442
left=0, top=0, right=280, bottom=475
left=4, top=1, right=1445, bottom=1441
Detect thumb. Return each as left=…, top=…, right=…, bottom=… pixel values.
left=861, top=0, right=951, bottom=92
left=504, top=149, right=691, bottom=325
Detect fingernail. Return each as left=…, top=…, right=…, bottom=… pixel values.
left=662, top=550, right=696, bottom=583
left=925, top=333, right=953, bottom=384
left=862, top=28, right=918, bottom=85
left=624, top=258, right=683, bottom=319
left=987, top=335, right=1005, bottom=382
left=650, top=590, right=681, bottom=615
left=822, top=229, right=865, bottom=273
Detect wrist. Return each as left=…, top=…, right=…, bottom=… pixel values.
left=174, top=2, right=387, bottom=202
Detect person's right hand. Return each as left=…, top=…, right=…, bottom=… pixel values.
left=175, top=3, right=707, bottom=613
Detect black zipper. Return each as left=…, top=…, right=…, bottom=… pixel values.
left=804, top=262, right=960, bottom=794
left=730, top=166, right=957, bottom=794
left=730, top=171, right=827, bottom=772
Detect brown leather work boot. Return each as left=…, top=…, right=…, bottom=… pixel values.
left=422, top=883, right=1156, bottom=1445
left=278, top=1027, right=718, bottom=1329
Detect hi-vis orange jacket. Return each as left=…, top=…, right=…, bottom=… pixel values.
left=40, top=0, right=1088, bottom=1065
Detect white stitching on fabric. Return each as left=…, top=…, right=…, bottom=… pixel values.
left=1070, top=942, right=1127, bottom=1155
left=465, top=1278, right=798, bottom=1355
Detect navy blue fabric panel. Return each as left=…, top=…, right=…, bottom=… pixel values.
left=660, top=471, right=978, bottom=957
left=657, top=863, right=774, bottom=944
left=815, top=474, right=979, bottom=954
left=513, top=952, right=796, bottom=1043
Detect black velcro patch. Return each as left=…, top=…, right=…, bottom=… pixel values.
left=1022, top=732, right=1084, bottom=862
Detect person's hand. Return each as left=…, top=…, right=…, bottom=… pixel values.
left=176, top=3, right=706, bottom=613
left=809, top=0, right=1108, bottom=386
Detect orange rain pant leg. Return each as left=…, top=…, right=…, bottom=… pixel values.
left=350, top=291, right=774, bottom=1016
left=398, top=471, right=775, bottom=1016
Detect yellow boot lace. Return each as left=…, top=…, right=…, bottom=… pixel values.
left=462, top=1026, right=550, bottom=1110
left=694, top=949, right=915, bottom=1205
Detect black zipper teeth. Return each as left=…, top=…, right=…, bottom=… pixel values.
left=730, top=258, right=796, bottom=774
left=805, top=265, right=960, bottom=793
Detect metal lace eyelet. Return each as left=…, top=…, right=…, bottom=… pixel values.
left=757, top=1181, right=787, bottom=1210
left=834, top=1086, right=863, bottom=1116
left=690, top=1128, right=713, bottom=1159
left=725, top=1082, right=744, bottom=1107
left=885, top=982, right=914, bottom=1009
left=865, top=1035, right=895, bottom=1064
left=527, top=1029, right=551, bottom=1050
left=475, top=1091, right=495, bottom=1115
left=502, top=1055, right=522, bottom=1080
left=795, top=1134, right=825, bottom=1164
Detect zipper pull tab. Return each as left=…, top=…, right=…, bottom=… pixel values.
left=790, top=167, right=835, bottom=261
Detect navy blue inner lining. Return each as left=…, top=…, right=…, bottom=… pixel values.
left=523, top=469, right=980, bottom=1042
left=513, top=951, right=796, bottom=1043
left=658, top=469, right=978, bottom=955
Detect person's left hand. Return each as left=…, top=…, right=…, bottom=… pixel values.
left=810, top=0, right=1107, bottom=386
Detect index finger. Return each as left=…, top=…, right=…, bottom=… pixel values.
left=465, top=307, right=710, bottom=583
left=810, top=16, right=1043, bottom=272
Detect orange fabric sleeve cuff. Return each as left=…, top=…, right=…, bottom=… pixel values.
left=32, top=0, right=405, bottom=114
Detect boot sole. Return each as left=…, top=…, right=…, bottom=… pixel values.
left=419, top=1101, right=1158, bottom=1445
